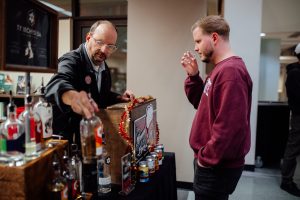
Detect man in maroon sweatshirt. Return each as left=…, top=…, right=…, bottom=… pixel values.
left=181, top=15, right=253, bottom=200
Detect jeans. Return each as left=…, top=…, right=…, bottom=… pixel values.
left=193, top=159, right=243, bottom=200
left=281, top=114, right=300, bottom=184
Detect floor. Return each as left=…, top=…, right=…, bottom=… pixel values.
left=177, top=160, right=300, bottom=200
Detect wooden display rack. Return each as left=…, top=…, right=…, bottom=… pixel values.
left=0, top=140, right=68, bottom=200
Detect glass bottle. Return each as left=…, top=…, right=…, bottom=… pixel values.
left=79, top=94, right=111, bottom=194
left=18, top=95, right=42, bottom=159
left=49, top=153, right=68, bottom=200
left=97, top=131, right=111, bottom=194
left=0, top=131, right=7, bottom=155
left=79, top=110, right=103, bottom=164
left=70, top=144, right=83, bottom=199
left=0, top=91, right=25, bottom=152
left=62, top=150, right=75, bottom=200
left=33, top=78, right=53, bottom=145
left=62, top=150, right=71, bottom=178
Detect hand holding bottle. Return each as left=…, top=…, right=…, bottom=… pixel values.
left=62, top=90, right=99, bottom=119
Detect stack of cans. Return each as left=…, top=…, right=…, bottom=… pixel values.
left=137, top=144, right=165, bottom=183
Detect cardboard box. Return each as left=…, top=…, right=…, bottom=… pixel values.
left=0, top=140, right=68, bottom=200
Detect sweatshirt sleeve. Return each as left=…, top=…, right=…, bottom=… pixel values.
left=198, top=71, right=251, bottom=167
left=184, top=73, right=205, bottom=109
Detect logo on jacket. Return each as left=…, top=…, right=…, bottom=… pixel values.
left=85, top=75, right=92, bottom=85
left=204, top=78, right=212, bottom=96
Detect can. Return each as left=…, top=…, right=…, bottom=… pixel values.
left=146, top=155, right=155, bottom=175
left=150, top=152, right=159, bottom=171
left=139, top=161, right=149, bottom=183
left=154, top=148, right=163, bottom=165
left=148, top=144, right=155, bottom=152
left=155, top=144, right=164, bottom=159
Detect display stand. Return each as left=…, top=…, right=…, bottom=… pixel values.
left=0, top=139, right=68, bottom=200
left=96, top=98, right=157, bottom=185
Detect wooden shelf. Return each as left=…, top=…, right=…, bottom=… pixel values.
left=0, top=94, right=25, bottom=99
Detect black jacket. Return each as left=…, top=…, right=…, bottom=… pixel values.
left=286, top=61, right=300, bottom=115
left=45, top=43, right=121, bottom=144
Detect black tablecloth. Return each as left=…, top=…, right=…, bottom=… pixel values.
left=91, top=152, right=177, bottom=200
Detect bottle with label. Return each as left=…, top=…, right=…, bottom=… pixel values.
left=18, top=95, right=42, bottom=159
left=97, top=152, right=111, bottom=194
left=97, top=131, right=111, bottom=195
left=79, top=96, right=103, bottom=164
left=33, top=78, right=53, bottom=145
left=70, top=144, right=83, bottom=199
left=0, top=91, right=25, bottom=152
left=62, top=150, right=75, bottom=200
left=49, top=153, right=68, bottom=200
left=62, top=150, right=71, bottom=182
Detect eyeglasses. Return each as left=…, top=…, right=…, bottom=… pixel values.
left=91, top=36, right=117, bottom=53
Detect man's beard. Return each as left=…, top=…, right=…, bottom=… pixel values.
left=92, top=52, right=106, bottom=65
left=202, top=49, right=213, bottom=63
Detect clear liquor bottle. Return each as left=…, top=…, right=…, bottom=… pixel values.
left=97, top=131, right=111, bottom=194
left=49, top=154, right=68, bottom=200
left=33, top=78, right=53, bottom=145
left=97, top=152, right=112, bottom=194
left=0, top=91, right=24, bottom=152
left=70, top=144, right=83, bottom=198
left=18, top=95, right=42, bottom=159
left=62, top=150, right=74, bottom=200
left=79, top=110, right=104, bottom=164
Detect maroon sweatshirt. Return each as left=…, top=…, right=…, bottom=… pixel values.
left=185, top=56, right=252, bottom=168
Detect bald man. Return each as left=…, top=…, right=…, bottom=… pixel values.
left=45, top=20, right=134, bottom=147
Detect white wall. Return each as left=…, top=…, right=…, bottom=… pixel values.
left=58, top=19, right=72, bottom=58
left=262, top=0, right=300, bottom=33
left=127, top=0, right=206, bottom=182
left=259, top=38, right=281, bottom=101
left=224, top=0, right=262, bottom=165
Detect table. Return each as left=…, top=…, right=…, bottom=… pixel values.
left=90, top=152, right=177, bottom=200
left=0, top=140, right=68, bottom=200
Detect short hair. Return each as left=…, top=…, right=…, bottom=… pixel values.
left=89, top=20, right=117, bottom=34
left=191, top=15, right=230, bottom=40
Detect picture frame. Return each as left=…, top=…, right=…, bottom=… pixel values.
left=16, top=75, right=32, bottom=95
left=130, top=99, right=157, bottom=162
left=0, top=0, right=58, bottom=73
left=119, top=153, right=134, bottom=196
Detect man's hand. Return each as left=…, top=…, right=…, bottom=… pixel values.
left=62, top=90, right=99, bottom=119
left=120, top=90, right=135, bottom=102
left=197, top=159, right=210, bottom=168
left=181, top=51, right=199, bottom=76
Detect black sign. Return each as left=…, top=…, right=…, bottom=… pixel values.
left=6, top=0, right=50, bottom=68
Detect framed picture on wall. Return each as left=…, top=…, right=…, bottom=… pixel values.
left=16, top=75, right=32, bottom=95
left=0, top=0, right=58, bottom=73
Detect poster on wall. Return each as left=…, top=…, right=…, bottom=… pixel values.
left=5, top=0, right=50, bottom=68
